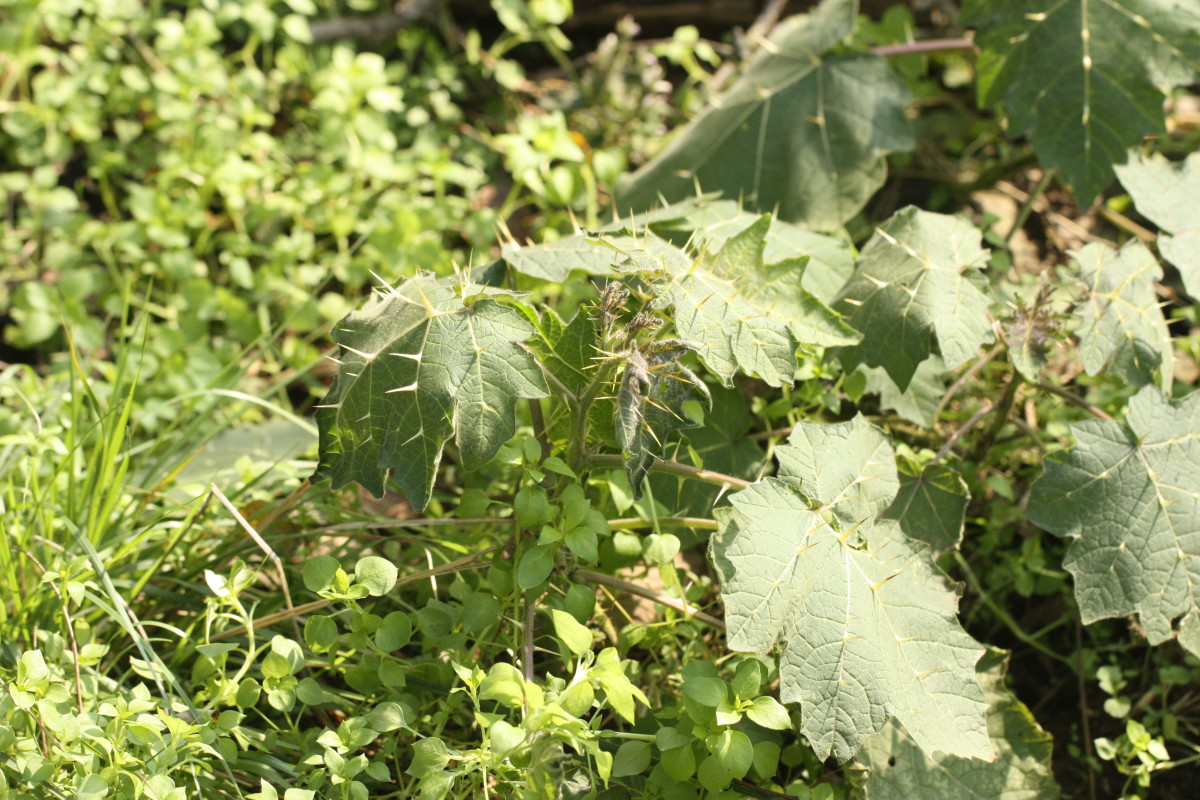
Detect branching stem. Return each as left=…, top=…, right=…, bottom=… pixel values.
left=584, top=454, right=750, bottom=491
left=574, top=569, right=725, bottom=629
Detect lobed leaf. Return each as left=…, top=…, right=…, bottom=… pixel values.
left=1115, top=150, right=1200, bottom=299
left=964, top=0, right=1200, bottom=207
left=1069, top=240, right=1173, bottom=391
left=1028, top=387, right=1200, bottom=657
left=615, top=0, right=913, bottom=230
left=313, top=275, right=549, bottom=509
left=836, top=208, right=993, bottom=392
left=711, top=416, right=990, bottom=762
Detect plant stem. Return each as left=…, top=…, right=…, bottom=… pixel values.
left=970, top=371, right=1022, bottom=462
left=574, top=569, right=725, bottom=629
left=935, top=341, right=1005, bottom=419
left=953, top=552, right=1073, bottom=667
left=607, top=516, right=718, bottom=531
left=871, top=38, right=979, bottom=57
left=522, top=590, right=537, bottom=683
left=1006, top=169, right=1055, bottom=244
left=584, top=454, right=750, bottom=491
left=566, top=360, right=619, bottom=472
left=930, top=402, right=995, bottom=466
left=1033, top=381, right=1115, bottom=422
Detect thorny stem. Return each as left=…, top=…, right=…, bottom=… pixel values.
left=930, top=402, right=994, bottom=466
left=871, top=37, right=979, bottom=57
left=607, top=516, right=718, bottom=531
left=1078, top=619, right=1099, bottom=800
left=583, top=453, right=750, bottom=492
left=574, top=569, right=725, bottom=629
left=935, top=341, right=1006, bottom=419
left=566, top=360, right=620, bottom=472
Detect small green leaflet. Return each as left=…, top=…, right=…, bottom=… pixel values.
left=616, top=341, right=711, bottom=499
left=964, top=0, right=1200, bottom=207
left=615, top=0, right=913, bottom=230
left=1069, top=240, right=1172, bottom=391
left=313, top=275, right=548, bottom=510
left=856, top=652, right=1060, bottom=799
left=836, top=208, right=993, bottom=392
left=711, top=416, right=991, bottom=763
left=657, top=216, right=859, bottom=387
left=1115, top=151, right=1200, bottom=299
left=1028, top=387, right=1200, bottom=658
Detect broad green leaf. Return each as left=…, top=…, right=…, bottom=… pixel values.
left=1115, top=150, right=1200, bottom=298
left=615, top=341, right=711, bottom=498
left=836, top=208, right=993, bottom=392
left=533, top=308, right=597, bottom=396
left=883, top=460, right=969, bottom=555
left=1069, top=241, right=1172, bottom=391
left=712, top=479, right=991, bottom=762
left=645, top=197, right=857, bottom=304
left=355, top=556, right=398, bottom=596
left=501, top=237, right=619, bottom=283
left=1028, top=387, right=1200, bottom=657
left=615, top=0, right=913, bottom=230
left=776, top=415, right=899, bottom=525
left=658, top=216, right=859, bottom=387
left=856, top=651, right=1059, bottom=799
left=857, top=355, right=949, bottom=428
left=313, top=275, right=549, bottom=509
left=964, top=0, right=1200, bottom=207
left=548, top=608, right=593, bottom=656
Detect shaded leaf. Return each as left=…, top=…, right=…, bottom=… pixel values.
left=883, top=459, right=969, bottom=554
left=836, top=208, right=993, bottom=392
left=856, top=651, right=1059, bottom=799
left=615, top=0, right=913, bottom=230
left=964, top=0, right=1200, bottom=207
left=313, top=275, right=549, bottom=509
left=1115, top=150, right=1200, bottom=298
left=858, top=355, right=949, bottom=428
left=1070, top=241, right=1172, bottom=391
left=658, top=216, right=859, bottom=387
left=1028, top=387, right=1200, bottom=657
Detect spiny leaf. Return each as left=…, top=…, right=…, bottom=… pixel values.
left=964, top=0, right=1200, bottom=207
left=856, top=651, right=1060, bottom=799
left=1028, top=386, right=1200, bottom=658
left=658, top=216, right=859, bottom=387
left=712, top=480, right=991, bottom=763
left=1115, top=150, right=1200, bottom=298
left=616, top=341, right=711, bottom=499
left=647, top=197, right=857, bottom=305
left=1070, top=240, right=1173, bottom=391
left=711, top=417, right=991, bottom=763
left=776, top=414, right=898, bottom=525
left=836, top=208, right=993, bottom=392
left=883, top=459, right=969, bottom=555
left=313, top=275, right=549, bottom=510
left=615, top=0, right=913, bottom=231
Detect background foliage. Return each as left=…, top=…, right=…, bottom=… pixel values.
left=3, top=1, right=1200, bottom=799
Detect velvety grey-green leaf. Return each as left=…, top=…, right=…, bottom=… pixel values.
left=313, top=275, right=549, bottom=509
left=857, top=651, right=1059, bottom=799
left=661, top=216, right=859, bottom=387
left=1114, top=151, right=1200, bottom=298
left=1070, top=240, right=1172, bottom=391
left=503, top=231, right=687, bottom=282
left=964, top=0, right=1200, bottom=208
left=1027, top=387, right=1200, bottom=656
left=712, top=479, right=991, bottom=763
left=857, top=355, right=949, bottom=428
left=776, top=415, right=899, bottom=525
left=836, top=208, right=993, bottom=392
left=883, top=459, right=969, bottom=555
left=615, top=0, right=913, bottom=230
left=646, top=198, right=856, bottom=305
